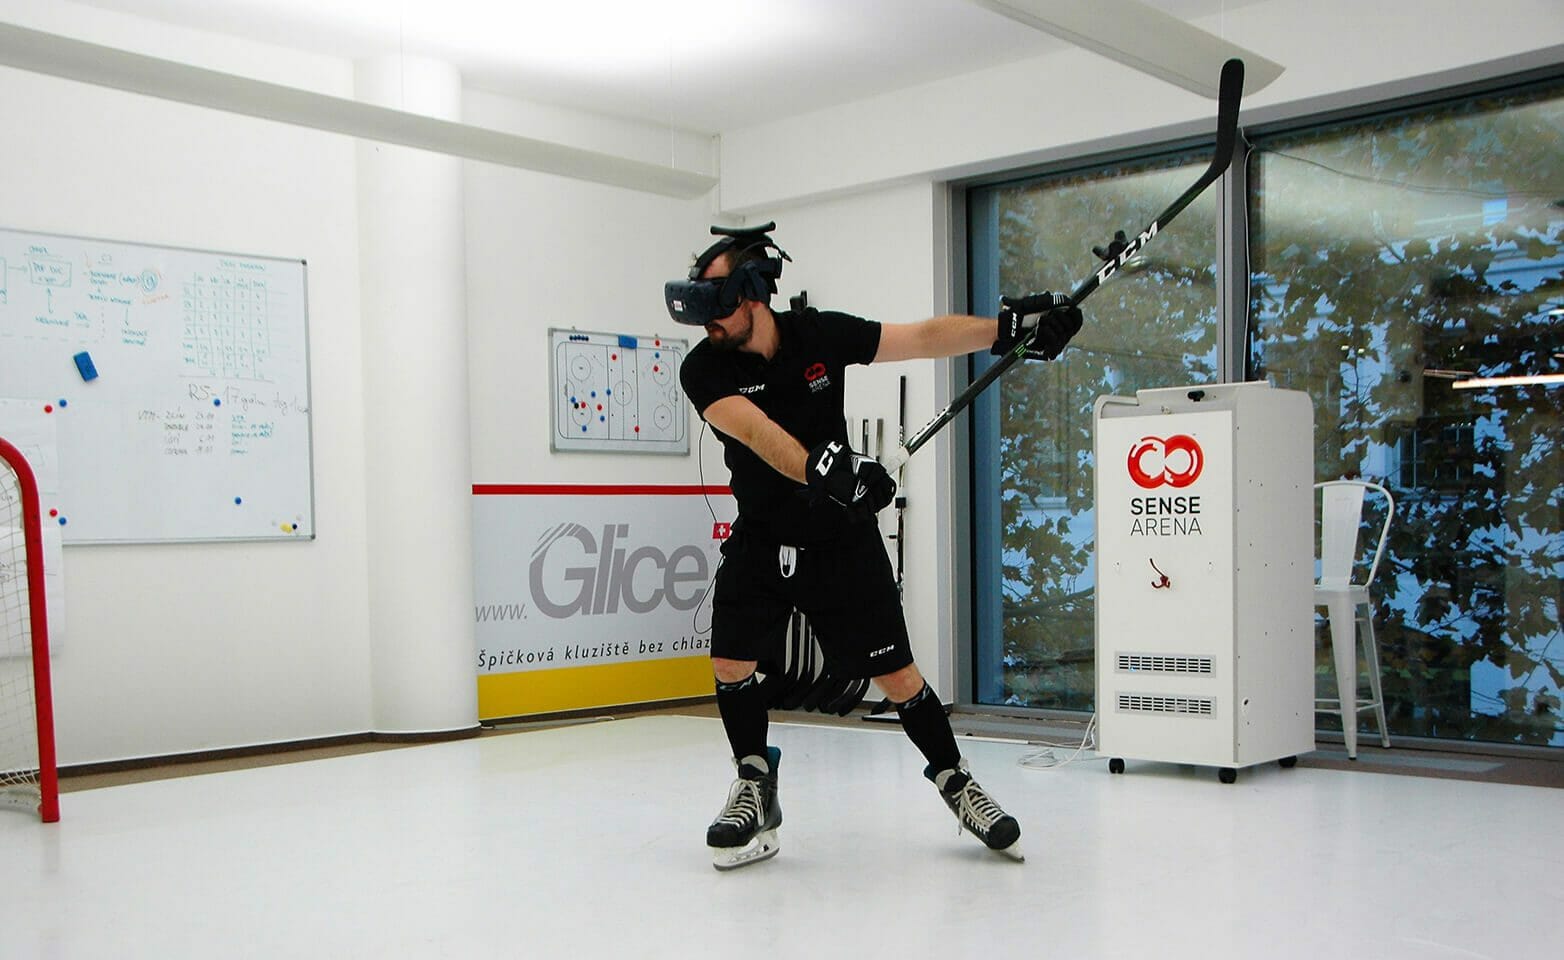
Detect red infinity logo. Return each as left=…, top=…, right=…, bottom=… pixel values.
left=1127, top=435, right=1203, bottom=489
left=803, top=362, right=827, bottom=382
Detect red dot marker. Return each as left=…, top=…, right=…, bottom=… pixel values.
left=49, top=509, right=58, bottom=517
left=43, top=404, right=53, bottom=414
left=634, top=426, right=640, bottom=433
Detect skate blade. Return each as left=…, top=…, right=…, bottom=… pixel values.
left=711, top=829, right=779, bottom=871
left=993, top=842, right=1025, bottom=863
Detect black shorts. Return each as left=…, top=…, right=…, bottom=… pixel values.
left=709, top=523, right=913, bottom=680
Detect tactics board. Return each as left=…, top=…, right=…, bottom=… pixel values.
left=549, top=328, right=689, bottom=454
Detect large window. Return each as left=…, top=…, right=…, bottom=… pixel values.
left=969, top=151, right=1219, bottom=709
left=966, top=76, right=1564, bottom=749
left=1247, top=83, right=1564, bottom=746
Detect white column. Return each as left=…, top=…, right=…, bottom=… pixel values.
left=355, top=56, right=477, bottom=733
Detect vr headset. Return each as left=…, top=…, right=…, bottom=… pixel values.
left=664, top=222, right=791, bottom=326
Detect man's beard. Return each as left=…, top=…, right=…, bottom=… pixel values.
left=706, top=317, right=751, bottom=351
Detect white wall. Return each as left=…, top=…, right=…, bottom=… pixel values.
left=462, top=93, right=718, bottom=487
left=0, top=7, right=372, bottom=763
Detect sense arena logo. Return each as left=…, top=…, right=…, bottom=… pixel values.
left=1126, top=435, right=1204, bottom=537
left=1128, top=434, right=1204, bottom=489
left=527, top=522, right=709, bottom=618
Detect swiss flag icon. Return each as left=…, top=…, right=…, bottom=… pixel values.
left=712, top=522, right=733, bottom=540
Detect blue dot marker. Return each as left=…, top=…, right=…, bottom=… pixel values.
left=58, top=399, right=68, bottom=408
left=599, top=415, right=605, bottom=422
left=234, top=497, right=243, bottom=505
left=581, top=425, right=588, bottom=433
left=57, top=517, right=67, bottom=526
left=214, top=398, right=222, bottom=407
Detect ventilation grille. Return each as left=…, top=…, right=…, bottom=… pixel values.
left=1116, top=693, right=1216, bottom=717
left=1116, top=653, right=1214, bottom=675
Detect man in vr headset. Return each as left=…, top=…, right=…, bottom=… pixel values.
left=667, top=221, right=1082, bottom=870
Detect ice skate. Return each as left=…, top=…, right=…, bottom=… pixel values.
left=708, top=746, right=782, bottom=871
left=925, top=760, right=1024, bottom=861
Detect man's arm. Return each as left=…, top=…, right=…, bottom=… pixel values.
left=702, top=395, right=809, bottom=483
left=872, top=314, right=996, bottom=364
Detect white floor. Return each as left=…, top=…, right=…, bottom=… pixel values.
left=2, top=715, right=1558, bottom=959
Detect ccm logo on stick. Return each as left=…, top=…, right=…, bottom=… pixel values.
left=1095, top=223, right=1159, bottom=285
left=1128, top=435, right=1204, bottom=489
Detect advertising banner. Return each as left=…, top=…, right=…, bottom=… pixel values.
left=472, top=484, right=734, bottom=718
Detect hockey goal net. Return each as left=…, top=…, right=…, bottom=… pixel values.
left=0, top=437, right=58, bottom=822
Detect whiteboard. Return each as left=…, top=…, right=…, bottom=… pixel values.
left=0, top=227, right=313, bottom=543
left=549, top=328, right=689, bottom=454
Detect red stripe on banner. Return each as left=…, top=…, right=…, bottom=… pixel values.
left=472, top=483, right=731, bottom=496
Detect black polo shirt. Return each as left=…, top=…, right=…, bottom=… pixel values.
left=680, top=307, right=881, bottom=543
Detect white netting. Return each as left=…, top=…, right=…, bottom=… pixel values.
left=0, top=448, right=46, bottom=815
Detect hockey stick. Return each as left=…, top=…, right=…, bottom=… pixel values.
left=879, top=57, right=1245, bottom=475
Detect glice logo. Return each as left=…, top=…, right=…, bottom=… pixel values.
left=528, top=522, right=709, bottom=618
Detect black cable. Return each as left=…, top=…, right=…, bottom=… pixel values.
left=692, top=419, right=719, bottom=636
left=1255, top=146, right=1563, bottom=203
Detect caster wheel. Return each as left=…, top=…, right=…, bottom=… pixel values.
left=1218, top=767, right=1237, bottom=784
left=1278, top=756, right=1298, bottom=769
left=1108, top=757, right=1125, bottom=774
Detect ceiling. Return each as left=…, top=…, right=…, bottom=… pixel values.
left=67, top=0, right=1264, bottom=133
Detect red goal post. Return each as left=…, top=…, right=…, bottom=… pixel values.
left=0, top=436, right=59, bottom=822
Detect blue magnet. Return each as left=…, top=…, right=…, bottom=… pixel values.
left=618, top=335, right=639, bottom=349
left=73, top=351, right=98, bottom=381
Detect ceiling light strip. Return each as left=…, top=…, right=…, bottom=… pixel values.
left=0, top=22, right=716, bottom=199
left=1451, top=373, right=1564, bottom=390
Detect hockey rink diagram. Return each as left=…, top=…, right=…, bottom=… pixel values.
left=550, top=329, right=688, bottom=454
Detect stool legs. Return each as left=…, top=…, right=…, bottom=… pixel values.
left=1360, top=604, right=1390, bottom=748
left=1326, top=594, right=1360, bottom=759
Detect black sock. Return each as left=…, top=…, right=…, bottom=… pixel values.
left=715, top=674, right=769, bottom=762
left=894, top=683, right=961, bottom=774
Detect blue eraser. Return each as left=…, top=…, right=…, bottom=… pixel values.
left=73, top=351, right=98, bottom=381
left=618, top=334, right=639, bottom=349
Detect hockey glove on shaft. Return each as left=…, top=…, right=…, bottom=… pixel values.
left=805, top=440, right=896, bottom=517
left=993, top=291, right=1084, bottom=362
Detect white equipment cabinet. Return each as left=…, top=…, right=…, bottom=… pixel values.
left=1093, top=382, right=1314, bottom=783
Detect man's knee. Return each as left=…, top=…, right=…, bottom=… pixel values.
left=875, top=663, right=925, bottom=703
left=712, top=657, right=758, bottom=685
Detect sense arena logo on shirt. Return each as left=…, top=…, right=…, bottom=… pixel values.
left=1126, top=434, right=1204, bottom=537
left=804, top=361, right=832, bottom=393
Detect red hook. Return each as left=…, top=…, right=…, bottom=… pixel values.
left=1149, top=559, right=1171, bottom=589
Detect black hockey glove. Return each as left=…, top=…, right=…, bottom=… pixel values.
left=805, top=440, right=896, bottom=517
left=993, top=291, right=1083, bottom=362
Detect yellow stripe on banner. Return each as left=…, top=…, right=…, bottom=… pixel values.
left=477, top=656, right=715, bottom=719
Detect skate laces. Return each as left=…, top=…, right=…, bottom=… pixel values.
left=714, top=778, right=764, bottom=829
left=949, top=778, right=1007, bottom=835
